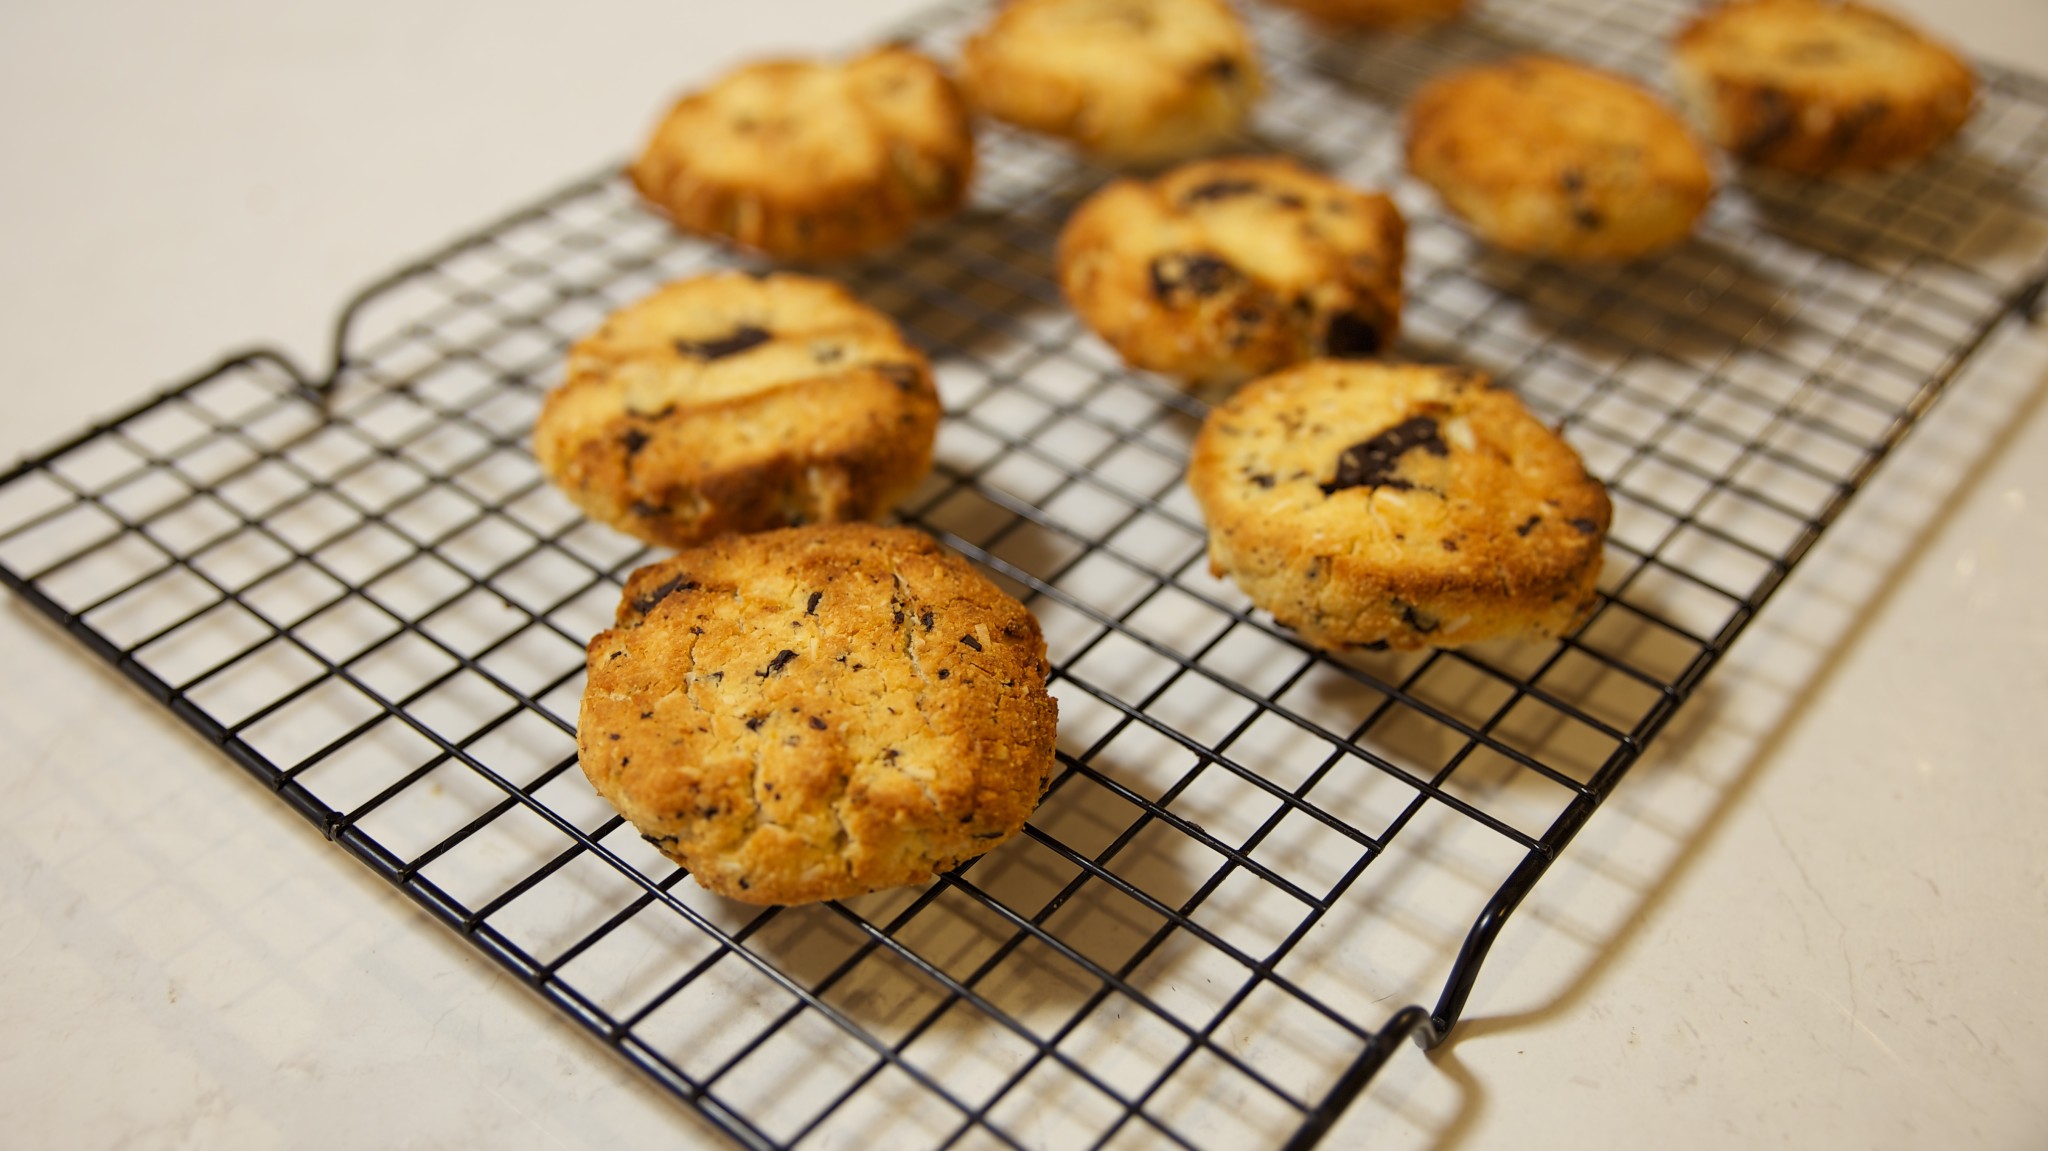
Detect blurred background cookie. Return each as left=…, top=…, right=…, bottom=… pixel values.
left=1262, top=0, right=1470, bottom=29
left=630, top=45, right=974, bottom=260
left=533, top=272, right=940, bottom=549
left=1188, top=360, right=1610, bottom=651
left=1672, top=0, right=1975, bottom=174
left=960, top=0, right=1264, bottom=165
left=580, top=524, right=1058, bottom=906
left=1059, top=154, right=1404, bottom=389
left=1406, top=55, right=1716, bottom=261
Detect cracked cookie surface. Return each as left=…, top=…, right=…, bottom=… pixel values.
left=1188, top=361, right=1610, bottom=650
left=630, top=45, right=974, bottom=260
left=1406, top=56, right=1715, bottom=261
left=579, top=524, right=1059, bottom=906
left=960, top=0, right=1263, bottom=165
left=1672, top=0, right=1974, bottom=174
left=532, top=272, right=940, bottom=549
left=1059, top=154, right=1405, bottom=389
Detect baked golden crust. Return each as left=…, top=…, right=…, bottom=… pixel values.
left=1058, top=155, right=1405, bottom=389
left=629, top=46, right=974, bottom=261
left=1672, top=0, right=1975, bottom=174
left=532, top=272, right=939, bottom=550
left=1188, top=361, right=1610, bottom=651
left=1264, top=0, right=1468, bottom=28
left=1405, top=56, right=1716, bottom=261
left=959, top=0, right=1264, bottom=165
left=579, top=524, right=1059, bottom=906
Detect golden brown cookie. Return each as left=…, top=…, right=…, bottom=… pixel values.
left=1406, top=56, right=1716, bottom=261
left=1188, top=361, right=1610, bottom=651
left=1672, top=0, right=1975, bottom=174
left=1263, top=0, right=1468, bottom=28
left=629, top=46, right=974, bottom=261
left=960, top=0, right=1265, bottom=165
left=532, top=272, right=940, bottom=550
left=1058, top=155, right=1405, bottom=389
left=579, top=524, right=1059, bottom=906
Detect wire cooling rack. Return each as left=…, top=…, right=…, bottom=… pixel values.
left=3, top=0, right=2046, bottom=1146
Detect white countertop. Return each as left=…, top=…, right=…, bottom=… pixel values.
left=2, top=1, right=2045, bottom=1147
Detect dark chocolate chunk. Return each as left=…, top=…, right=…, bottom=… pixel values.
left=1741, top=86, right=1798, bottom=159
left=746, top=714, right=766, bottom=731
left=937, top=668, right=951, bottom=679
left=1206, top=56, right=1241, bottom=82
left=621, top=428, right=650, bottom=457
left=1442, top=538, right=1460, bottom=552
left=1321, top=310, right=1386, bottom=359
left=920, top=608, right=935, bottom=632
left=1248, top=472, right=1276, bottom=489
left=882, top=748, right=899, bottom=762
left=674, top=325, right=771, bottom=360
left=1319, top=416, right=1449, bottom=494
left=1397, top=600, right=1440, bottom=634
left=809, top=716, right=826, bottom=731
left=1568, top=517, right=1600, bottom=535
left=1149, top=252, right=1240, bottom=301
left=757, top=649, right=797, bottom=678
left=959, top=633, right=983, bottom=651
left=1571, top=206, right=1605, bottom=231
left=805, top=591, right=822, bottom=615
left=1182, top=179, right=1261, bottom=204
left=1516, top=515, right=1542, bottom=537
left=876, top=362, right=924, bottom=392
left=631, top=573, right=699, bottom=616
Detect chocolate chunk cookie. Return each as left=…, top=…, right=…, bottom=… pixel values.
left=1188, top=361, right=1610, bottom=650
left=532, top=272, right=940, bottom=549
left=1672, top=0, right=1975, bottom=174
left=1406, top=56, right=1716, bottom=261
left=1264, top=0, right=1468, bottom=28
left=1059, top=155, right=1405, bottom=389
left=630, top=45, right=974, bottom=261
left=579, top=524, right=1059, bottom=905
left=960, top=0, right=1264, bottom=165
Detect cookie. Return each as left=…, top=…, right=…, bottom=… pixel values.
left=960, top=0, right=1264, bottom=165
left=1672, top=0, right=1975, bottom=174
left=1406, top=56, right=1716, bottom=261
left=579, top=524, right=1059, bottom=906
left=629, top=46, right=974, bottom=261
left=1058, top=155, right=1405, bottom=389
left=1188, top=361, right=1610, bottom=651
left=1263, top=0, right=1468, bottom=28
left=532, top=272, right=940, bottom=550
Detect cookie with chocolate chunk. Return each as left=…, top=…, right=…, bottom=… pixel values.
left=532, top=272, right=940, bottom=549
left=1406, top=56, right=1715, bottom=261
left=579, top=524, right=1059, bottom=906
left=630, top=45, right=974, bottom=261
left=1059, top=155, right=1405, bottom=389
left=1672, top=0, right=1974, bottom=174
left=1265, top=0, right=1468, bottom=28
left=960, top=0, right=1264, bottom=165
left=1188, top=361, right=1610, bottom=650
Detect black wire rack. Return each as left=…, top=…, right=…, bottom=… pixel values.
left=3, top=0, right=2045, bottom=1146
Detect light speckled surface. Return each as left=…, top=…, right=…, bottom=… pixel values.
left=2, top=1, right=2045, bottom=1147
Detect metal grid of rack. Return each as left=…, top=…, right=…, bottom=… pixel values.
left=2, top=0, right=2044, bottom=1146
